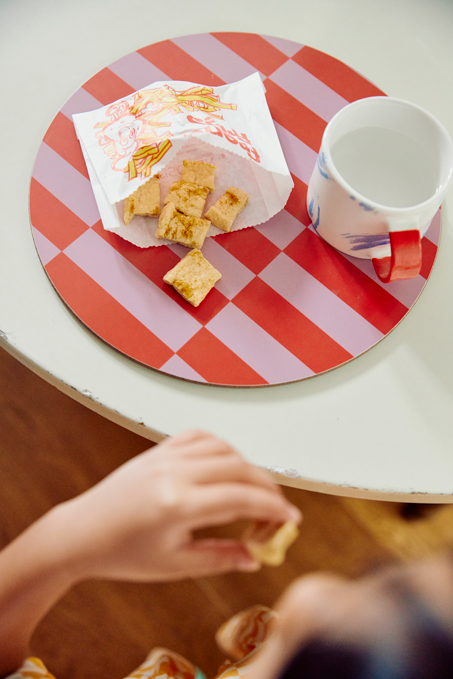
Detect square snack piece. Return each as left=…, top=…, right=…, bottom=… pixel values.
left=156, top=202, right=211, bottom=249
left=123, top=175, right=160, bottom=225
left=163, top=249, right=222, bottom=307
left=242, top=520, right=299, bottom=567
left=181, top=160, right=217, bottom=192
left=204, top=187, right=249, bottom=232
left=164, top=181, right=209, bottom=218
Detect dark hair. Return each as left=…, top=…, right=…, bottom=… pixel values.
left=277, top=591, right=453, bottom=679
left=277, top=639, right=368, bottom=679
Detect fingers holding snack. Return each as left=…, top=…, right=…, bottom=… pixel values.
left=53, top=430, right=301, bottom=583
left=183, top=451, right=284, bottom=493
left=152, top=429, right=284, bottom=493
left=158, top=428, right=234, bottom=458
left=186, top=483, right=301, bottom=532
left=165, top=429, right=295, bottom=502
left=158, top=431, right=301, bottom=526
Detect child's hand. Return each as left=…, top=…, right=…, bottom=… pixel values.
left=55, top=430, right=302, bottom=583
left=0, top=429, right=301, bottom=674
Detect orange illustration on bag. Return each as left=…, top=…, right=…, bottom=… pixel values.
left=94, top=85, right=237, bottom=180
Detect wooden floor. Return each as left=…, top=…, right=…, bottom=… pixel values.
left=2, top=345, right=453, bottom=679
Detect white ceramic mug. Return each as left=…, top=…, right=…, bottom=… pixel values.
left=306, top=97, right=453, bottom=282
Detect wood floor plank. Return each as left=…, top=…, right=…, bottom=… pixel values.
left=341, top=496, right=453, bottom=560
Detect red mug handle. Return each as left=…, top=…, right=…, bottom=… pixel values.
left=372, top=230, right=422, bottom=283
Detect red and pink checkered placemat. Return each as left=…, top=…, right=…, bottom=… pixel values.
left=29, top=33, right=440, bottom=387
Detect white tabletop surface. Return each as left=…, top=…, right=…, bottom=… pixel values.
left=1, top=0, right=453, bottom=502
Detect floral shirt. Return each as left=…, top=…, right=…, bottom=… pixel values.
left=7, top=606, right=275, bottom=679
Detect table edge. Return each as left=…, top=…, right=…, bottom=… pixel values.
left=3, top=337, right=452, bottom=504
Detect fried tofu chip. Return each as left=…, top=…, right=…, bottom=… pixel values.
left=164, top=180, right=209, bottom=218
left=181, top=160, right=217, bottom=192
left=123, top=175, right=160, bottom=225
left=204, top=187, right=249, bottom=232
left=156, top=203, right=211, bottom=249
left=163, top=249, right=222, bottom=307
left=243, top=521, right=299, bottom=566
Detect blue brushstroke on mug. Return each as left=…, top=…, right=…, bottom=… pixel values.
left=349, top=195, right=377, bottom=212
left=316, top=152, right=332, bottom=180
left=341, top=233, right=390, bottom=251
left=308, top=198, right=320, bottom=230
left=359, top=202, right=376, bottom=212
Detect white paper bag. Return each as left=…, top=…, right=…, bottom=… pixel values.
left=73, top=73, right=293, bottom=248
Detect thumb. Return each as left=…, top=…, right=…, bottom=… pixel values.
left=182, top=539, right=262, bottom=576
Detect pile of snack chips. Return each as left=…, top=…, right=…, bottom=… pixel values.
left=124, top=160, right=249, bottom=307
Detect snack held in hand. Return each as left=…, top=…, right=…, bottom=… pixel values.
left=164, top=181, right=209, bottom=218
left=156, top=203, right=211, bottom=249
left=163, top=249, right=222, bottom=307
left=123, top=174, right=160, bottom=225
left=243, top=520, right=299, bottom=566
left=205, top=187, right=249, bottom=232
left=181, top=160, right=217, bottom=192
left=72, top=73, right=293, bottom=248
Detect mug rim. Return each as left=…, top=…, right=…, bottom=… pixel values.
left=321, top=96, right=453, bottom=214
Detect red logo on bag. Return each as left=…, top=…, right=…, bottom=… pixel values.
left=186, top=115, right=261, bottom=163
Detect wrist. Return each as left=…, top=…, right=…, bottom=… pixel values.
left=43, top=499, right=96, bottom=585
left=0, top=503, right=87, bottom=675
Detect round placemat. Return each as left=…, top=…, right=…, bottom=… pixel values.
left=29, top=32, right=440, bottom=387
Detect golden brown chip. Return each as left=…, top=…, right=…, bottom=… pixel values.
left=242, top=520, right=299, bottom=566
left=123, top=197, right=135, bottom=226
left=123, top=175, right=161, bottom=225
left=164, top=180, right=209, bottom=218
left=181, top=160, right=217, bottom=192
left=163, top=249, right=222, bottom=307
left=156, top=203, right=211, bottom=249
left=204, top=187, right=249, bottom=232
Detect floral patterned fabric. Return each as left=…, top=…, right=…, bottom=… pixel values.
left=8, top=606, right=276, bottom=679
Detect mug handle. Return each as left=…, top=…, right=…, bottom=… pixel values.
left=372, top=230, right=422, bottom=283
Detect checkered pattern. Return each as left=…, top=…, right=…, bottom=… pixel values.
left=29, top=33, right=440, bottom=386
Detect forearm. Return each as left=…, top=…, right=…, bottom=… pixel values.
left=0, top=505, right=81, bottom=676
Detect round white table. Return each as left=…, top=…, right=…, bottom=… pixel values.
left=2, top=0, right=453, bottom=502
